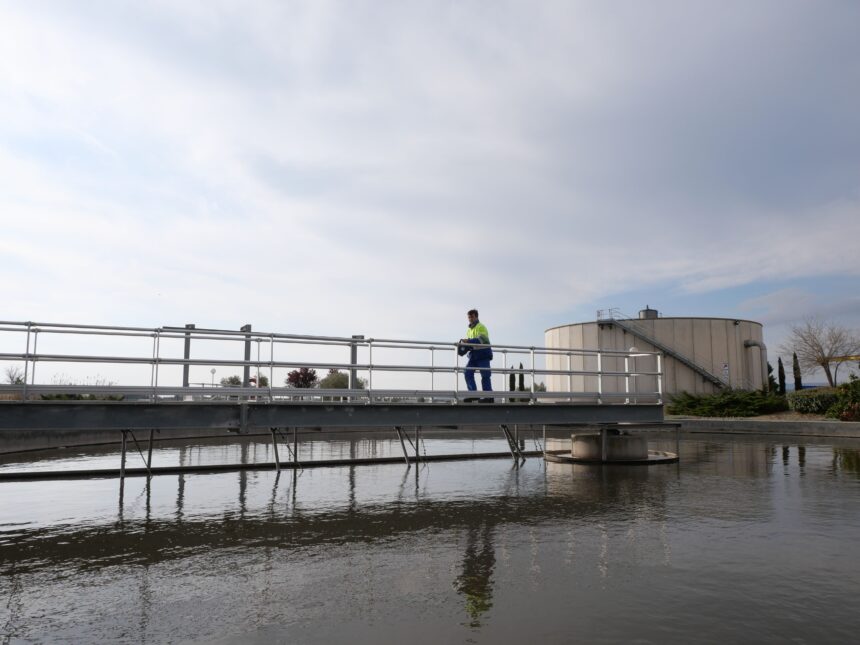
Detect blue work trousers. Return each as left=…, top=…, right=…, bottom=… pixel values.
left=465, top=357, right=492, bottom=391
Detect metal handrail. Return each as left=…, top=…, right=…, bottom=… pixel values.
left=0, top=321, right=660, bottom=357
left=0, top=352, right=660, bottom=377
left=0, top=320, right=663, bottom=404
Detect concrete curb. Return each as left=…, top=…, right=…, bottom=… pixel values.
left=671, top=417, right=860, bottom=438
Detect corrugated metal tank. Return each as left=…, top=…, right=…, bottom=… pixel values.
left=545, top=313, right=767, bottom=398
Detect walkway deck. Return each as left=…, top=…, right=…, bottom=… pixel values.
left=0, top=400, right=664, bottom=431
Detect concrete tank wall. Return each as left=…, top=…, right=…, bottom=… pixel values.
left=545, top=317, right=766, bottom=398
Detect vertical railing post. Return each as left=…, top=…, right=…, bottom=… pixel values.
left=631, top=353, right=637, bottom=404
left=22, top=322, right=31, bottom=401
left=241, top=324, right=252, bottom=391
left=624, top=356, right=630, bottom=404
left=530, top=347, right=536, bottom=404
left=255, top=338, right=263, bottom=399
left=154, top=330, right=161, bottom=399
left=567, top=353, right=573, bottom=402
left=367, top=339, right=373, bottom=402
left=454, top=345, right=459, bottom=402
left=182, top=324, right=195, bottom=391
left=349, top=335, right=364, bottom=395
left=502, top=350, right=508, bottom=402
left=597, top=352, right=603, bottom=404
left=150, top=330, right=161, bottom=403
left=429, top=347, right=435, bottom=402
left=269, top=335, right=275, bottom=402
left=656, top=354, right=663, bottom=404
left=30, top=329, right=38, bottom=387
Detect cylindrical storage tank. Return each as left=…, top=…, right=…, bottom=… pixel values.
left=545, top=316, right=766, bottom=398
left=639, top=307, right=659, bottom=320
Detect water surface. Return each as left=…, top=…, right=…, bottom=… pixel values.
left=2, top=432, right=859, bottom=643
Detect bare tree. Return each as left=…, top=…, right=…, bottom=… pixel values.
left=4, top=366, right=24, bottom=385
left=780, top=318, right=860, bottom=387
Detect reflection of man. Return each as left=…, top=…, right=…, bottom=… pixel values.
left=454, top=523, right=496, bottom=627
left=460, top=309, right=493, bottom=402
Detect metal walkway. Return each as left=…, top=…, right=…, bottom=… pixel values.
left=0, top=320, right=666, bottom=474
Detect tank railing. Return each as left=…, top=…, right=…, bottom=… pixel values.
left=0, top=320, right=663, bottom=404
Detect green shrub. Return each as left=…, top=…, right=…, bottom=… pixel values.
left=787, top=387, right=839, bottom=414
left=667, top=389, right=789, bottom=417
left=40, top=393, right=124, bottom=401
left=825, top=375, right=860, bottom=422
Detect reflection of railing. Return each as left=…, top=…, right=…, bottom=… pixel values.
left=0, top=320, right=663, bottom=404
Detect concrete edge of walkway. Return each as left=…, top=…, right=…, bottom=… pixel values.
left=670, top=417, right=860, bottom=438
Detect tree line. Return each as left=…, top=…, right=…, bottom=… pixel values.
left=219, top=368, right=364, bottom=390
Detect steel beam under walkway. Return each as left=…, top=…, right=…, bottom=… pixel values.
left=0, top=401, right=663, bottom=433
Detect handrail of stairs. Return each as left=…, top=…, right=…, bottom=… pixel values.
left=607, top=318, right=728, bottom=388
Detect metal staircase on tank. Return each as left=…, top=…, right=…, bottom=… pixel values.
left=604, top=315, right=728, bottom=389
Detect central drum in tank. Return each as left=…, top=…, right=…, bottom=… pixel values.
left=571, top=431, right=648, bottom=461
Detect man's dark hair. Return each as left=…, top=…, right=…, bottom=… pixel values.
left=467, top=309, right=479, bottom=317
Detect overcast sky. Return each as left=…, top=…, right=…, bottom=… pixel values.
left=1, top=1, right=859, bottom=378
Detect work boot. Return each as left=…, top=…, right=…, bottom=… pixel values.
left=479, top=397, right=494, bottom=404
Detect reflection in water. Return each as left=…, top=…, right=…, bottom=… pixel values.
left=176, top=446, right=187, bottom=522
left=454, top=522, right=496, bottom=626
left=2, top=433, right=860, bottom=644
left=833, top=447, right=860, bottom=477
left=2, top=572, right=23, bottom=644
left=138, top=564, right=152, bottom=643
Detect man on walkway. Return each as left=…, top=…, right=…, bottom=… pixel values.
left=460, top=309, right=493, bottom=402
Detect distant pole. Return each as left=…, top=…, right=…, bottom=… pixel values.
left=182, top=324, right=195, bottom=388
left=210, top=368, right=216, bottom=387
left=241, top=324, right=252, bottom=387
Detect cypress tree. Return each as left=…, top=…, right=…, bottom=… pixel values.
left=777, top=357, right=786, bottom=395
left=767, top=362, right=777, bottom=393
left=509, top=370, right=515, bottom=393
left=518, top=362, right=526, bottom=402
left=792, top=352, right=803, bottom=391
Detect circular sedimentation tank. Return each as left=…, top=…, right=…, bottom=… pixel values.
left=545, top=307, right=767, bottom=397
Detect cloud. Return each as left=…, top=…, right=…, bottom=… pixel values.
left=1, top=0, right=859, bottom=355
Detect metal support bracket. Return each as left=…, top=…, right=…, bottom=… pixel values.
left=394, top=426, right=411, bottom=465
left=500, top=424, right=525, bottom=464
left=270, top=427, right=281, bottom=472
